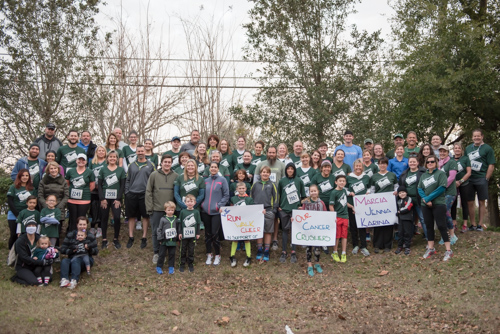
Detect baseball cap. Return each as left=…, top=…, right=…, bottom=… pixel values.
left=46, top=123, right=56, bottom=129
left=394, top=133, right=404, bottom=139
left=171, top=136, right=181, bottom=142
left=77, top=153, right=87, bottom=161
left=364, top=138, right=373, bottom=144
left=438, top=145, right=449, bottom=151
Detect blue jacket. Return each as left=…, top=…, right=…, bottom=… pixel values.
left=11, top=157, right=47, bottom=181
left=201, top=175, right=229, bottom=215
left=388, top=157, right=409, bottom=180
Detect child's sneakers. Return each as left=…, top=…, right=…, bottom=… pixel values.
left=332, top=252, right=340, bottom=262
left=68, top=279, right=77, bottom=290
left=404, top=248, right=411, bottom=255
left=168, top=267, right=174, bottom=275
left=263, top=250, right=270, bottom=262
left=230, top=256, right=237, bottom=267
left=290, top=252, right=297, bottom=263
left=307, top=267, right=314, bottom=277
left=205, top=253, right=213, bottom=265
left=243, top=257, right=251, bottom=267
left=340, top=254, right=347, bottom=263
left=156, top=267, right=163, bottom=275
left=314, top=264, right=323, bottom=273
left=256, top=248, right=263, bottom=260
left=213, top=255, right=221, bottom=266
left=179, top=265, right=185, bottom=273
left=394, top=247, right=403, bottom=254
left=279, top=252, right=287, bottom=263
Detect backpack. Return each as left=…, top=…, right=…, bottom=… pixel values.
left=7, top=244, right=18, bottom=267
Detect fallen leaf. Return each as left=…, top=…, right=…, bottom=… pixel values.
left=144, top=297, right=151, bottom=301
left=171, top=310, right=181, bottom=316
left=67, top=299, right=74, bottom=302
left=172, top=326, right=178, bottom=332
left=379, top=270, right=389, bottom=276
left=461, top=290, right=467, bottom=295
left=338, top=314, right=346, bottom=320
left=204, top=286, right=211, bottom=292
left=70, top=293, right=78, bottom=298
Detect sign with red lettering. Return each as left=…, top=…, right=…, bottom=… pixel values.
left=291, top=210, right=337, bottom=246
left=220, top=205, right=264, bottom=241
left=353, top=192, right=397, bottom=228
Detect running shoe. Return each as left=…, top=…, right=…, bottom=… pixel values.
left=113, top=239, right=121, bottom=249
left=443, top=250, right=453, bottom=261
left=101, top=240, right=108, bottom=250
left=450, top=234, right=458, bottom=245
left=188, top=264, right=194, bottom=272
left=374, top=248, right=380, bottom=254
left=140, top=238, right=147, bottom=249
left=168, top=267, right=174, bottom=275
left=290, top=252, right=297, bottom=263
left=230, top=256, right=237, bottom=267
left=126, top=237, right=134, bottom=249
left=68, top=279, right=77, bottom=290
left=332, top=252, right=340, bottom=262
left=360, top=248, right=370, bottom=257
left=96, top=228, right=102, bottom=238
left=60, top=278, right=70, bottom=287
left=314, top=264, right=323, bottom=273
left=352, top=246, right=359, bottom=255
left=422, top=248, right=436, bottom=259
left=263, top=250, right=270, bottom=262
left=394, top=247, right=403, bottom=254
left=322, top=246, right=329, bottom=254
left=384, top=248, right=391, bottom=253
left=256, top=248, right=263, bottom=260
left=438, top=238, right=444, bottom=245
left=476, top=225, right=483, bottom=232
left=243, top=257, right=252, bottom=267
left=404, top=248, right=411, bottom=255
left=156, top=267, right=163, bottom=275
left=279, top=252, right=287, bottom=263
left=213, top=255, right=221, bottom=266
left=341, top=254, right=347, bottom=263
left=205, top=253, right=213, bottom=265
left=152, top=253, right=159, bottom=264
left=461, top=225, right=468, bottom=233
left=307, top=267, right=314, bottom=277
left=271, top=240, right=279, bottom=251
left=179, top=265, right=185, bottom=273
left=468, top=225, right=477, bottom=231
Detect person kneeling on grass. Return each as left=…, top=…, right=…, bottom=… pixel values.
left=300, top=184, right=327, bottom=277
left=395, top=185, right=413, bottom=255
left=229, top=182, right=254, bottom=267
left=178, top=195, right=201, bottom=272
left=329, top=175, right=353, bottom=263
left=250, top=166, right=279, bottom=262
left=156, top=201, right=180, bottom=275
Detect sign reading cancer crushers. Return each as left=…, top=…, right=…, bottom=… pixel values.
left=291, top=210, right=337, bottom=246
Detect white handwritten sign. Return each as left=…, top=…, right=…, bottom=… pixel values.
left=291, top=210, right=337, bottom=246
left=353, top=192, right=397, bottom=228
left=220, top=205, right=264, bottom=241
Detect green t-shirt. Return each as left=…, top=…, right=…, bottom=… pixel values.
left=370, top=172, right=397, bottom=193
left=40, top=207, right=61, bottom=238
left=16, top=209, right=40, bottom=234
left=175, top=175, right=206, bottom=210
left=106, top=148, right=124, bottom=158
left=404, top=146, right=420, bottom=158
left=220, top=153, right=233, bottom=175
left=234, top=163, right=256, bottom=180
left=232, top=151, right=245, bottom=169
left=146, top=153, right=159, bottom=168
left=28, top=159, right=41, bottom=190
left=230, top=182, right=251, bottom=196
left=455, top=155, right=470, bottom=185
left=465, top=143, right=496, bottom=178
left=251, top=154, right=266, bottom=167
left=7, top=185, right=36, bottom=214
left=91, top=160, right=107, bottom=188
left=440, top=159, right=458, bottom=196
left=362, top=163, right=379, bottom=178
left=56, top=145, right=85, bottom=172
left=99, top=166, right=126, bottom=199
left=346, top=174, right=370, bottom=205
left=402, top=170, right=420, bottom=198
left=331, top=163, right=352, bottom=178
left=311, top=173, right=337, bottom=205
left=418, top=169, right=447, bottom=206
left=203, top=165, right=231, bottom=184
left=386, top=149, right=395, bottom=160
left=296, top=167, right=317, bottom=197
left=230, top=195, right=254, bottom=206
left=289, top=153, right=302, bottom=168
left=122, top=145, right=137, bottom=166
left=329, top=188, right=349, bottom=219
left=278, top=177, right=306, bottom=212
left=65, top=168, right=95, bottom=201
left=174, top=166, right=185, bottom=176
left=164, top=150, right=180, bottom=170
left=179, top=209, right=201, bottom=238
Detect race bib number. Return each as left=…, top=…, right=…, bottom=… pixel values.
left=423, top=176, right=436, bottom=189
left=165, top=228, right=177, bottom=239
left=105, top=189, right=117, bottom=199
left=71, top=188, right=83, bottom=199
left=183, top=227, right=195, bottom=238
left=468, top=151, right=480, bottom=161
left=106, top=174, right=119, bottom=186
left=300, top=174, right=310, bottom=185
left=377, top=177, right=391, bottom=189
left=270, top=173, right=277, bottom=183
left=29, top=164, right=39, bottom=176
left=287, top=192, right=299, bottom=204
left=471, top=160, right=482, bottom=172
left=66, top=151, right=77, bottom=163
left=320, top=182, right=332, bottom=193
left=352, top=182, right=365, bottom=194
left=405, top=174, right=417, bottom=186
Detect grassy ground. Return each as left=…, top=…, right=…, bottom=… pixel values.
left=0, top=216, right=499, bottom=334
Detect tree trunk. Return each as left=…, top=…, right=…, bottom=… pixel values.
left=488, top=186, right=500, bottom=227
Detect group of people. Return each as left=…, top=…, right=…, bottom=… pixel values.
left=7, top=124, right=495, bottom=284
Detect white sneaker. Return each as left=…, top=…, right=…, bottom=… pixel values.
left=96, top=228, right=102, bottom=238
left=205, top=253, right=213, bottom=265
left=60, top=278, right=70, bottom=287
left=136, top=221, right=142, bottom=230
left=152, top=254, right=159, bottom=264
left=213, top=255, right=221, bottom=266
left=68, top=279, right=77, bottom=289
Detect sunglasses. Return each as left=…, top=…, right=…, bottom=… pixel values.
left=426, top=160, right=436, bottom=164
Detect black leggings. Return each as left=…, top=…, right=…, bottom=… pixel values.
left=451, top=184, right=470, bottom=221
left=13, top=267, right=43, bottom=286
left=306, top=247, right=320, bottom=263
left=99, top=200, right=121, bottom=240
left=33, top=265, right=52, bottom=279
left=8, top=219, right=17, bottom=249
left=348, top=208, right=367, bottom=249
left=422, top=204, right=449, bottom=243
left=201, top=212, right=221, bottom=255
left=67, top=203, right=90, bottom=232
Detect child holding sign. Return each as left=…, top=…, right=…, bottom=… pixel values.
left=156, top=201, right=180, bottom=274
left=179, top=195, right=201, bottom=272
left=329, top=175, right=353, bottom=263
left=229, top=182, right=255, bottom=267
left=300, top=184, right=327, bottom=276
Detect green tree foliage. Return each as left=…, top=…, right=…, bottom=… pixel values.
left=0, top=0, right=110, bottom=160
left=0, top=168, right=11, bottom=214
left=231, top=0, right=382, bottom=149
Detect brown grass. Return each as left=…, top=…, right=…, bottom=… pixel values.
left=0, top=217, right=499, bottom=334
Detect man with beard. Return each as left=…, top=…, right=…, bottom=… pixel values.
left=11, top=143, right=47, bottom=190
left=254, top=146, right=286, bottom=184
left=77, top=130, right=97, bottom=165
left=180, top=130, right=201, bottom=157
left=35, top=123, right=63, bottom=160
left=56, top=130, right=85, bottom=173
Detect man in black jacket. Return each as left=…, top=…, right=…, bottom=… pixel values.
left=34, top=122, right=63, bottom=161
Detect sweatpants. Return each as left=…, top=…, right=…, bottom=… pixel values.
left=150, top=211, right=164, bottom=254
left=180, top=238, right=195, bottom=266
left=373, top=225, right=394, bottom=250
left=99, top=199, right=121, bottom=240
left=348, top=208, right=367, bottom=249
left=279, top=211, right=296, bottom=253
left=67, top=202, right=90, bottom=232
left=422, top=204, right=449, bottom=243
left=397, top=218, right=414, bottom=248
left=201, top=212, right=221, bottom=255
left=157, top=244, right=176, bottom=269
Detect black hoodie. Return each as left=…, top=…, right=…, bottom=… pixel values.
left=277, top=163, right=306, bottom=212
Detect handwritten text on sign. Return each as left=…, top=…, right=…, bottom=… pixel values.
left=220, top=205, right=264, bottom=241
left=353, top=192, right=397, bottom=228
left=291, top=210, right=337, bottom=246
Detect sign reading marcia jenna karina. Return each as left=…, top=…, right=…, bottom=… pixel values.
left=291, top=210, right=337, bottom=246
left=353, top=193, right=398, bottom=228
left=220, top=205, right=264, bottom=241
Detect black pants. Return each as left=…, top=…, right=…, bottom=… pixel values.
left=89, top=193, right=101, bottom=227
left=67, top=202, right=90, bottom=232
left=157, top=244, right=176, bottom=269
left=422, top=204, right=449, bottom=242
left=398, top=218, right=414, bottom=248
left=306, top=247, right=320, bottom=263
left=8, top=219, right=17, bottom=249
left=201, top=212, right=221, bottom=255
left=373, top=225, right=394, bottom=250
left=33, top=265, right=52, bottom=279
left=99, top=200, right=121, bottom=240
left=180, top=238, right=195, bottom=266
left=13, top=267, right=41, bottom=286
left=279, top=211, right=296, bottom=252
left=451, top=184, right=470, bottom=221
left=348, top=208, right=367, bottom=249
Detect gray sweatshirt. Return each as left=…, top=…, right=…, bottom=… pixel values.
left=125, top=159, right=156, bottom=194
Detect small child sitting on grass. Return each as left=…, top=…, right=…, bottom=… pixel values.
left=32, top=235, right=59, bottom=285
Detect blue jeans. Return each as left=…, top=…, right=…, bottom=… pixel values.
left=61, top=256, right=94, bottom=281
left=445, top=195, right=456, bottom=230
left=414, top=204, right=427, bottom=239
